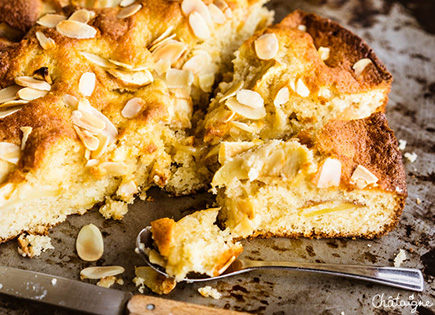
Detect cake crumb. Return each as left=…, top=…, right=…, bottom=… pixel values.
left=198, top=286, right=222, bottom=299
left=133, top=266, right=176, bottom=295
left=367, top=244, right=372, bottom=247
left=404, top=152, right=417, bottom=163
left=97, top=276, right=117, bottom=288
left=99, top=198, right=128, bottom=220
left=51, top=279, right=57, bottom=286
left=17, top=234, right=54, bottom=258
left=394, top=249, right=407, bottom=267
left=416, top=197, right=421, bottom=205
left=398, top=139, right=407, bottom=151
left=146, top=196, right=155, bottom=202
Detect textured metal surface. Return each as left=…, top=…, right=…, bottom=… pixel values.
left=0, top=0, right=434, bottom=314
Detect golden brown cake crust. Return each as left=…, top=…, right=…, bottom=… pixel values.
left=0, top=0, right=43, bottom=32
left=151, top=218, right=176, bottom=257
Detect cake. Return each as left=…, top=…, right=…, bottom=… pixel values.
left=0, top=0, right=272, bottom=242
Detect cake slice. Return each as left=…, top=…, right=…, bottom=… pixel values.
left=150, top=208, right=243, bottom=282
left=0, top=0, right=272, bottom=242
left=213, top=112, right=407, bottom=239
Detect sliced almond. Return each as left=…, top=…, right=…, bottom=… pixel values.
left=72, top=110, right=106, bottom=134
left=198, top=73, right=215, bottom=93
left=350, top=165, right=378, bottom=189
left=165, top=69, right=193, bottom=89
left=0, top=85, right=20, bottom=104
left=37, top=14, right=66, bottom=28
left=208, top=3, right=226, bottom=24
left=0, top=100, right=29, bottom=108
left=297, top=24, right=306, bottom=32
left=69, top=9, right=95, bottom=23
left=148, top=26, right=175, bottom=50
left=56, top=20, right=97, bottom=39
left=295, top=78, right=310, bottom=97
left=148, top=34, right=177, bottom=53
left=316, top=157, right=341, bottom=188
left=80, top=52, right=114, bottom=68
left=226, top=97, right=266, bottom=120
left=86, top=159, right=99, bottom=167
left=214, top=0, right=229, bottom=12
left=120, top=0, right=136, bottom=7
left=121, top=97, right=143, bottom=118
left=353, top=58, right=372, bottom=78
left=79, top=100, right=118, bottom=144
left=153, top=59, right=171, bottom=75
left=254, top=33, right=279, bottom=60
left=117, top=180, right=138, bottom=199
left=80, top=266, right=125, bottom=280
left=17, top=88, right=48, bottom=101
left=107, top=69, right=153, bottom=87
left=99, top=162, right=128, bottom=176
left=35, top=32, right=56, bottom=50
left=152, top=40, right=186, bottom=66
left=64, top=94, right=78, bottom=108
left=117, top=3, right=142, bottom=19
left=182, top=51, right=211, bottom=74
left=318, top=46, right=330, bottom=61
left=231, top=121, right=254, bottom=134
left=274, top=87, right=289, bottom=106
left=0, top=142, right=21, bottom=164
left=79, top=72, right=96, bottom=97
left=15, top=77, right=51, bottom=91
left=76, top=224, right=104, bottom=262
left=189, top=11, right=210, bottom=40
left=92, top=133, right=110, bottom=159
left=73, top=125, right=100, bottom=151
left=236, top=89, right=264, bottom=109
left=108, top=59, right=134, bottom=70
left=218, top=142, right=256, bottom=164
left=20, top=127, right=33, bottom=150
left=0, top=107, right=23, bottom=119
left=181, top=0, right=212, bottom=25
left=220, top=81, right=244, bottom=103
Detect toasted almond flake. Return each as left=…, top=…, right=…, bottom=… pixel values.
left=120, top=0, right=136, bottom=7
left=73, top=125, right=100, bottom=151
left=108, top=59, right=134, bottom=70
left=208, top=3, right=226, bottom=24
left=198, top=73, right=215, bottom=93
left=15, top=76, right=51, bottom=91
left=122, top=97, right=143, bottom=118
left=117, top=180, right=138, bottom=199
left=152, top=40, right=187, bottom=66
left=20, top=126, right=33, bottom=150
left=79, top=72, right=96, bottom=96
left=35, top=31, right=56, bottom=50
left=17, top=87, right=48, bottom=101
left=0, top=100, right=29, bottom=108
left=117, top=3, right=142, bottom=19
left=107, top=69, right=153, bottom=87
left=69, top=9, right=94, bottom=23
left=166, top=69, right=194, bottom=89
left=0, top=107, right=23, bottom=118
left=86, top=159, right=99, bottom=167
left=353, top=58, right=372, bottom=77
left=0, top=85, right=21, bottom=104
left=218, top=141, right=256, bottom=164
left=274, top=87, right=289, bottom=106
left=189, top=12, right=210, bottom=40
left=236, top=89, right=264, bottom=109
left=231, top=121, right=254, bottom=133
left=99, top=162, right=128, bottom=176
left=84, top=148, right=91, bottom=160
left=297, top=24, right=306, bottom=32
left=182, top=51, right=211, bottom=74
left=0, top=142, right=21, bottom=164
left=80, top=266, right=125, bottom=280
left=316, top=157, right=341, bottom=188
left=295, top=79, right=310, bottom=97
left=153, top=59, right=171, bottom=75
left=220, top=81, right=244, bottom=103
left=318, top=46, right=330, bottom=61
left=76, top=224, right=104, bottom=261
left=37, top=14, right=66, bottom=28
left=80, top=51, right=114, bottom=68
left=56, top=20, right=97, bottom=39
left=64, top=94, right=78, bottom=107
left=92, top=133, right=110, bottom=159
left=350, top=164, right=378, bottom=189
left=182, top=0, right=212, bottom=25
left=254, top=33, right=279, bottom=60
left=226, top=97, right=266, bottom=120
left=148, top=34, right=177, bottom=53
left=72, top=110, right=106, bottom=134
left=148, top=26, right=175, bottom=50
left=223, top=7, right=232, bottom=18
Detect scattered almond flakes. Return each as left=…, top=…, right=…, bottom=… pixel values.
left=17, top=234, right=54, bottom=258
left=198, top=286, right=222, bottom=299
left=394, top=249, right=407, bottom=267
left=404, top=152, right=417, bottom=163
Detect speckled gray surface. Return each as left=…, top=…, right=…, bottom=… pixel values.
left=0, top=1, right=434, bottom=314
